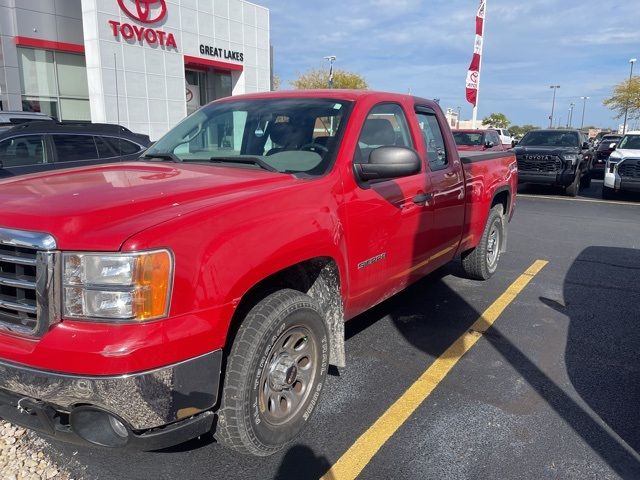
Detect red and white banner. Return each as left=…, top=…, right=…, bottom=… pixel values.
left=466, top=0, right=486, bottom=106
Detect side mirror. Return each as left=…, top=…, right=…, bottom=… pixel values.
left=610, top=143, right=617, bottom=150
left=355, top=146, right=421, bottom=181
left=582, top=142, right=590, bottom=150
left=484, top=141, right=494, bottom=149
left=511, top=140, right=518, bottom=147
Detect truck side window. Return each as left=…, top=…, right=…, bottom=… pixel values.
left=0, top=135, right=47, bottom=167
left=416, top=112, right=448, bottom=170
left=355, top=103, right=412, bottom=164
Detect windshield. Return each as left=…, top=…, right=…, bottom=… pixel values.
left=146, top=98, right=351, bottom=177
left=617, top=135, right=640, bottom=150
left=453, top=132, right=484, bottom=146
left=519, top=131, right=579, bottom=148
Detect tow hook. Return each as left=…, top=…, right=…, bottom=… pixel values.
left=17, top=398, right=57, bottom=435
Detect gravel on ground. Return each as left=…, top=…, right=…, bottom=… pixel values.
left=0, top=422, right=73, bottom=480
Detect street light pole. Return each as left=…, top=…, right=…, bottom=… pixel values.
left=568, top=103, right=575, bottom=128
left=324, top=55, right=336, bottom=89
left=549, top=85, right=560, bottom=128
left=622, top=58, right=637, bottom=134
left=580, top=96, right=590, bottom=129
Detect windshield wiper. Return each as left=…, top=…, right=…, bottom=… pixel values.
left=208, top=156, right=278, bottom=173
left=141, top=153, right=182, bottom=163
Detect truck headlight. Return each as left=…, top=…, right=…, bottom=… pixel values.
left=563, top=154, right=578, bottom=165
left=62, top=250, right=173, bottom=321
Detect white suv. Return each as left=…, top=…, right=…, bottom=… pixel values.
left=489, top=128, right=514, bottom=147
left=603, top=131, right=640, bottom=199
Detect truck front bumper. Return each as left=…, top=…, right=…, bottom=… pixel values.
left=0, top=350, right=222, bottom=450
left=518, top=170, right=576, bottom=187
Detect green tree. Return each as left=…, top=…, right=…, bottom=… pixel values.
left=509, top=124, right=538, bottom=137
left=481, top=112, right=510, bottom=129
left=291, top=68, right=368, bottom=90
left=271, top=74, right=281, bottom=91
left=603, top=76, right=640, bottom=120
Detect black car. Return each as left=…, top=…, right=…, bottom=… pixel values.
left=513, top=129, right=593, bottom=197
left=592, top=134, right=622, bottom=176
left=0, top=121, right=150, bottom=178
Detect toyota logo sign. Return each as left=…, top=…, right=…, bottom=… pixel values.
left=117, top=0, right=167, bottom=24
left=109, top=0, right=177, bottom=49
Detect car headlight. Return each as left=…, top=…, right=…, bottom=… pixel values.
left=563, top=154, right=578, bottom=165
left=62, top=250, right=173, bottom=322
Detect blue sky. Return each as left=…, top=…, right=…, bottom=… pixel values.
left=259, top=0, right=640, bottom=129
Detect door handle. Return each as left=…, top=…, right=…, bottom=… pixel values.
left=413, top=193, right=433, bottom=204
left=444, top=172, right=457, bottom=179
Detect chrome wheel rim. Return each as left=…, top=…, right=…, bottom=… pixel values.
left=258, top=325, right=318, bottom=426
left=486, top=225, right=500, bottom=267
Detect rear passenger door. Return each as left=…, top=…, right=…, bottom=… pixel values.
left=0, top=135, right=51, bottom=178
left=415, top=107, right=465, bottom=268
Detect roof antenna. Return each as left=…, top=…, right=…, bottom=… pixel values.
left=114, top=53, right=122, bottom=156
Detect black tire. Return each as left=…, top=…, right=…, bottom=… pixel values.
left=565, top=171, right=580, bottom=197
left=216, top=289, right=329, bottom=456
left=461, top=205, right=504, bottom=280
left=602, top=186, right=615, bottom=200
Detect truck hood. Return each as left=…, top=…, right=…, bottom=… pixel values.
left=513, top=146, right=580, bottom=156
left=610, top=148, right=640, bottom=160
left=0, top=162, right=295, bottom=251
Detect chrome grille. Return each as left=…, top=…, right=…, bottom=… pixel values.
left=619, top=160, right=640, bottom=179
left=0, top=228, right=58, bottom=337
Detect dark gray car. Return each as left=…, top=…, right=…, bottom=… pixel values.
left=0, top=121, right=150, bottom=178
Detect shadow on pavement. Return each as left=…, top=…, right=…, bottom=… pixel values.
left=379, top=250, right=640, bottom=477
left=275, top=444, right=334, bottom=480
left=546, top=246, right=640, bottom=453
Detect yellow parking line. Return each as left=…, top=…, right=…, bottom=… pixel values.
left=518, top=194, right=639, bottom=206
left=321, top=260, right=549, bottom=480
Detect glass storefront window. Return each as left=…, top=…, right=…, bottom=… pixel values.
left=18, top=49, right=57, bottom=97
left=17, top=47, right=90, bottom=121
left=60, top=99, right=91, bottom=121
left=22, top=97, right=59, bottom=118
left=56, top=52, right=89, bottom=98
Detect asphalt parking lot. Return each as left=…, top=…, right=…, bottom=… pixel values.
left=43, top=179, right=640, bottom=480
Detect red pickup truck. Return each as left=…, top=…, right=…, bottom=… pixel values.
left=0, top=90, right=516, bottom=455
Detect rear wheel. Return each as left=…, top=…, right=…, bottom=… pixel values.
left=216, top=290, right=329, bottom=456
left=461, top=205, right=505, bottom=280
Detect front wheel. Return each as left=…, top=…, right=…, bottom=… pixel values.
left=216, top=289, right=329, bottom=456
left=565, top=171, right=580, bottom=197
left=461, top=205, right=505, bottom=280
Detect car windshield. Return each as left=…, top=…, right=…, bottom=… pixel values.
left=617, top=135, right=640, bottom=150
left=146, top=98, right=351, bottom=178
left=453, top=132, right=484, bottom=146
left=519, top=131, right=579, bottom=147
left=599, top=136, right=621, bottom=146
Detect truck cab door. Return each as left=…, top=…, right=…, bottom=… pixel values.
left=414, top=108, right=465, bottom=270
left=343, top=102, right=434, bottom=315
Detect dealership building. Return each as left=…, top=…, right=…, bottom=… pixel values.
left=0, top=0, right=271, bottom=139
